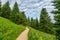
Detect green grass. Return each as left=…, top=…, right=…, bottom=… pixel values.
left=28, top=27, right=56, bottom=40
left=0, top=17, right=25, bottom=40
left=0, top=17, right=56, bottom=40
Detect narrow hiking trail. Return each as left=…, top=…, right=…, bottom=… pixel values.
left=16, top=27, right=29, bottom=40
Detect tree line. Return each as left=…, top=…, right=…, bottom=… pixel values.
left=0, top=1, right=27, bottom=25
left=0, top=1, right=55, bottom=34
left=0, top=0, right=60, bottom=40
left=52, top=0, right=60, bottom=40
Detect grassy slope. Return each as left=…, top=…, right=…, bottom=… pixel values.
left=28, top=27, right=56, bottom=40
left=0, top=17, right=25, bottom=40
left=0, top=17, right=56, bottom=40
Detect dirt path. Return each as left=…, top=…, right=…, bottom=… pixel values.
left=16, top=27, right=29, bottom=40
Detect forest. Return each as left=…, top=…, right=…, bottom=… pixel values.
left=0, top=0, right=60, bottom=40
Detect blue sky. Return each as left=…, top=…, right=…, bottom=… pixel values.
left=1, top=0, right=55, bottom=22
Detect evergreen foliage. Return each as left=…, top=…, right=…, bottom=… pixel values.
left=26, top=16, right=31, bottom=26
left=0, top=0, right=57, bottom=40
left=29, top=17, right=39, bottom=30
left=35, top=18, right=39, bottom=29
left=1, top=1, right=11, bottom=19
left=52, top=0, right=60, bottom=40
left=0, top=0, right=56, bottom=36
left=0, top=1, right=27, bottom=25
left=10, top=2, right=27, bottom=25
left=12, top=2, right=19, bottom=14
left=39, top=8, right=53, bottom=34
left=30, top=18, right=34, bottom=27
left=10, top=2, right=20, bottom=24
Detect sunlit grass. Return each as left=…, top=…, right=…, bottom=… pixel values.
left=0, top=17, right=25, bottom=40
left=28, top=27, right=56, bottom=40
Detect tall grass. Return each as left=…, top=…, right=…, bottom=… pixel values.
left=0, top=17, right=25, bottom=40
left=28, top=27, right=56, bottom=40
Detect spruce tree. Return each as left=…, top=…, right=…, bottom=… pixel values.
left=20, top=12, right=27, bottom=26
left=26, top=16, right=30, bottom=26
left=40, top=8, right=53, bottom=34
left=52, top=0, right=60, bottom=40
left=12, top=2, right=19, bottom=14
left=32, top=19, right=36, bottom=28
left=10, top=2, right=27, bottom=25
left=32, top=18, right=39, bottom=29
left=11, top=2, right=19, bottom=23
left=30, top=17, right=34, bottom=27
left=35, top=18, right=39, bottom=29
left=14, top=12, right=26, bottom=25
left=1, top=1, right=11, bottom=19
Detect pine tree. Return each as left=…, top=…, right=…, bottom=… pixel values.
left=52, top=0, right=60, bottom=40
left=32, top=19, right=36, bottom=28
left=35, top=18, right=39, bottom=29
left=1, top=1, right=11, bottom=19
left=9, top=2, right=27, bottom=25
left=31, top=18, right=39, bottom=29
left=30, top=17, right=34, bottom=27
left=28, top=17, right=39, bottom=29
left=12, top=2, right=19, bottom=14
left=26, top=16, right=31, bottom=26
left=20, top=12, right=27, bottom=26
left=11, top=2, right=19, bottom=23
left=40, top=8, right=53, bottom=34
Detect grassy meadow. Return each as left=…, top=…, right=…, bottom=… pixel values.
left=28, top=27, right=56, bottom=40
left=0, top=17, right=25, bottom=40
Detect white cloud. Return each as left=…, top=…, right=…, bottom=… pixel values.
left=1, top=0, right=54, bottom=21
left=1, top=0, right=8, bottom=5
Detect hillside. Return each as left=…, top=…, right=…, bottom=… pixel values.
left=0, top=17, right=25, bottom=40
left=0, top=17, right=56, bottom=40
left=28, top=27, right=56, bottom=40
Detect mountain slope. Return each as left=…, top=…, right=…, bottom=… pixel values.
left=28, top=27, right=56, bottom=40
left=0, top=17, right=56, bottom=40
left=0, top=17, right=25, bottom=40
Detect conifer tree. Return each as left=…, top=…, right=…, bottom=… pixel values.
left=12, top=2, right=19, bottom=14
left=11, top=2, right=19, bottom=23
left=27, top=16, right=31, bottom=26
left=30, top=17, right=34, bottom=27
left=1, top=1, right=11, bottom=19
left=52, top=0, right=60, bottom=40
left=20, top=12, right=27, bottom=26
left=9, top=2, right=27, bottom=25
left=40, top=8, right=53, bottom=34
left=14, top=12, right=26, bottom=25
left=31, top=18, right=39, bottom=29
left=35, top=18, right=39, bottom=29
left=29, top=17, right=39, bottom=29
